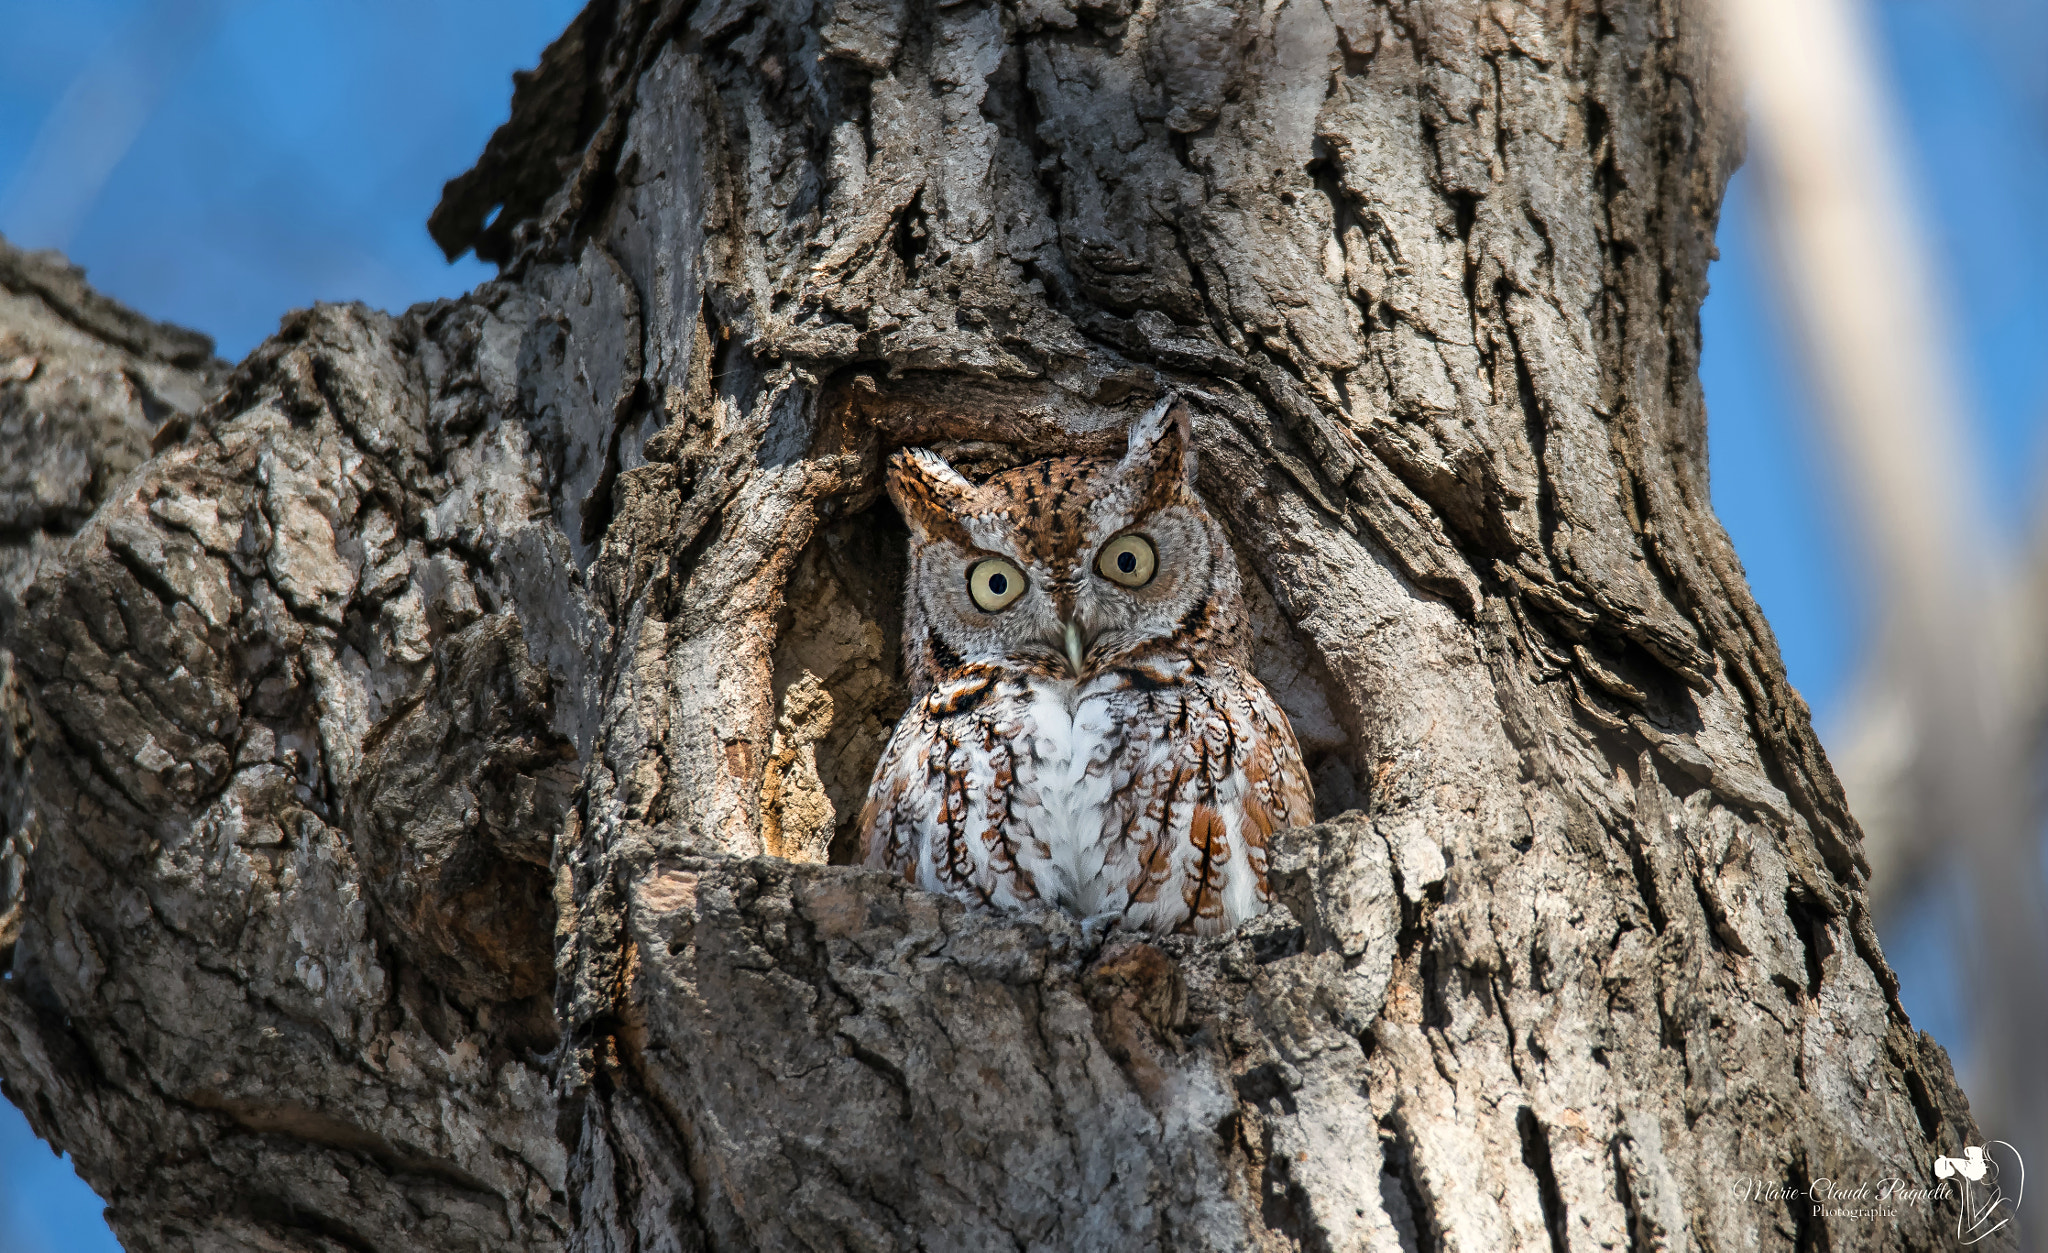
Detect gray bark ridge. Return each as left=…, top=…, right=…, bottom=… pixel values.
left=0, top=1, right=1996, bottom=1251
left=2, top=280, right=584, bottom=1250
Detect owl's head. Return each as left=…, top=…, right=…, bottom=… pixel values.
left=886, top=398, right=1247, bottom=691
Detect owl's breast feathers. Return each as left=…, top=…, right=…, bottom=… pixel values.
left=858, top=662, right=1313, bottom=936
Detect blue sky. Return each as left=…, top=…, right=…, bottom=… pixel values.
left=0, top=1, right=588, bottom=363
left=1, top=0, right=2043, bottom=1245
left=1696, top=0, right=2048, bottom=1088
left=1703, top=1, right=2048, bottom=727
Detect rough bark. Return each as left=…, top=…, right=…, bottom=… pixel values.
left=0, top=0, right=1998, bottom=1250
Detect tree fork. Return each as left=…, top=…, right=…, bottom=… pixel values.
left=0, top=0, right=1995, bottom=1249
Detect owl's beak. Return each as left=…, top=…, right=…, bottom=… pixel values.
left=1063, top=620, right=1087, bottom=677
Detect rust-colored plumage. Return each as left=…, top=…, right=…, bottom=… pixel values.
left=858, top=399, right=1314, bottom=936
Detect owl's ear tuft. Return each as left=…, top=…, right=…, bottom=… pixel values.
left=1120, top=396, right=1196, bottom=513
left=887, top=447, right=976, bottom=545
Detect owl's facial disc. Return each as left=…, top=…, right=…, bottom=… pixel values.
left=1062, top=504, right=1214, bottom=664
left=890, top=397, right=1248, bottom=686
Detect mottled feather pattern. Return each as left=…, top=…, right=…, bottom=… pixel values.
left=858, top=398, right=1314, bottom=936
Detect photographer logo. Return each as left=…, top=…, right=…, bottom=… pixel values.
left=1728, top=1142, right=2023, bottom=1242
left=1934, top=1143, right=2023, bottom=1245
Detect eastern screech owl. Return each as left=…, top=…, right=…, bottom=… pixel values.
left=858, top=398, right=1314, bottom=935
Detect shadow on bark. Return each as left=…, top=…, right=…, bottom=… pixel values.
left=0, top=0, right=2008, bottom=1246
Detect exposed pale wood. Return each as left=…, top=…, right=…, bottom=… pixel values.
left=0, top=0, right=1996, bottom=1248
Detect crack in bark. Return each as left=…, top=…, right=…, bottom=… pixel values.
left=2, top=2, right=2001, bottom=1248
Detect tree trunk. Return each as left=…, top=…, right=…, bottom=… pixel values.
left=0, top=0, right=1999, bottom=1249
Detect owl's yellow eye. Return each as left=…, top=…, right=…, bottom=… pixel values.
left=968, top=558, right=1027, bottom=611
left=1095, top=534, right=1157, bottom=588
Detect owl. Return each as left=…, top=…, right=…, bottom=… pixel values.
left=858, top=397, right=1314, bottom=936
